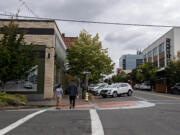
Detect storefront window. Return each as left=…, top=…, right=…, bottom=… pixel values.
left=153, top=47, right=158, bottom=56
left=159, top=43, right=164, bottom=53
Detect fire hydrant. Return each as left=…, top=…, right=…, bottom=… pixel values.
left=85, top=92, right=89, bottom=102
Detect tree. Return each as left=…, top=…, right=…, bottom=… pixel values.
left=139, top=62, right=157, bottom=89
left=66, top=30, right=114, bottom=81
left=0, top=20, right=36, bottom=92
left=109, top=71, right=128, bottom=83
left=165, top=59, right=180, bottom=86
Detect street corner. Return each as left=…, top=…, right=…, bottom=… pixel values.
left=59, top=99, right=94, bottom=110
left=96, top=101, right=136, bottom=109
left=94, top=100, right=155, bottom=110
left=59, top=105, right=95, bottom=110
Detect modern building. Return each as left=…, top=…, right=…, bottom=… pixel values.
left=143, top=27, right=180, bottom=93
left=119, top=54, right=143, bottom=71
left=143, top=27, right=180, bottom=68
left=0, top=19, right=67, bottom=99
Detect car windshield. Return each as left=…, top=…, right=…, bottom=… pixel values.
left=108, top=84, right=117, bottom=88
left=98, top=85, right=107, bottom=88
left=89, top=84, right=95, bottom=87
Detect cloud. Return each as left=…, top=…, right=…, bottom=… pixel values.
left=33, top=0, right=120, bottom=20
left=1, top=0, right=180, bottom=70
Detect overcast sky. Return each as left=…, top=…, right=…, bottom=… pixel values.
left=1, top=0, right=180, bottom=70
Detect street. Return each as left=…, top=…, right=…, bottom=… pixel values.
left=0, top=90, right=180, bottom=135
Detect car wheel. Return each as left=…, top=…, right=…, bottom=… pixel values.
left=113, top=91, right=118, bottom=98
left=127, top=90, right=132, bottom=96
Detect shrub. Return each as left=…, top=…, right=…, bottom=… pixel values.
left=15, top=94, right=27, bottom=104
left=0, top=92, right=27, bottom=106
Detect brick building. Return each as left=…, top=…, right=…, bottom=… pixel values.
left=62, top=33, right=77, bottom=48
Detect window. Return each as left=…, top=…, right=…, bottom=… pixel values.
left=153, top=47, right=158, bottom=57
left=159, top=58, right=165, bottom=67
left=159, top=43, right=164, bottom=53
left=148, top=51, right=153, bottom=58
left=136, top=59, right=143, bottom=68
left=123, top=59, right=126, bottom=70
left=153, top=61, right=158, bottom=67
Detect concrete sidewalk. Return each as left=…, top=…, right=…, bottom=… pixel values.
left=27, top=94, right=93, bottom=110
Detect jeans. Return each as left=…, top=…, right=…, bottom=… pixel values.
left=69, top=96, right=76, bottom=108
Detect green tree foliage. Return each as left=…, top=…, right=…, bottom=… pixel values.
left=131, top=69, right=143, bottom=84
left=165, top=59, right=180, bottom=85
left=66, top=30, right=114, bottom=81
left=109, top=71, right=128, bottom=83
left=131, top=62, right=157, bottom=88
left=139, top=62, right=157, bottom=83
left=0, top=21, right=36, bottom=91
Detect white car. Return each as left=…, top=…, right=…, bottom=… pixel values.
left=134, top=84, right=141, bottom=90
left=94, top=84, right=109, bottom=96
left=100, top=83, right=133, bottom=98
left=139, top=83, right=151, bottom=90
left=90, top=83, right=108, bottom=94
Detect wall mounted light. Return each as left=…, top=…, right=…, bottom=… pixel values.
left=48, top=53, right=50, bottom=59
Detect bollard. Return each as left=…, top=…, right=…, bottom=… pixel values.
left=85, top=92, right=89, bottom=101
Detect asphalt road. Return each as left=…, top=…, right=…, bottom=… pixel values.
left=0, top=90, right=180, bottom=135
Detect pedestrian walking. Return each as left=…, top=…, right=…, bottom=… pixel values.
left=68, top=80, right=78, bottom=109
left=56, top=84, right=63, bottom=109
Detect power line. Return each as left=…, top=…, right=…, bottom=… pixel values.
left=18, top=0, right=38, bottom=17
left=0, top=13, right=179, bottom=28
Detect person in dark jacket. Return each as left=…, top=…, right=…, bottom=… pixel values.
left=68, top=80, right=78, bottom=109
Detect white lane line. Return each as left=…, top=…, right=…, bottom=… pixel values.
left=90, top=109, right=104, bottom=135
left=155, top=103, right=180, bottom=104
left=134, top=96, right=148, bottom=101
left=121, top=101, right=155, bottom=109
left=0, top=109, right=47, bottom=135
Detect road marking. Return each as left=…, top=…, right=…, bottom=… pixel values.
left=90, top=109, right=104, bottom=135
left=136, top=91, right=180, bottom=100
left=134, top=96, right=148, bottom=101
left=155, top=103, right=180, bottom=104
left=121, top=101, right=155, bottom=109
left=0, top=109, right=47, bottom=135
left=96, top=101, right=155, bottom=110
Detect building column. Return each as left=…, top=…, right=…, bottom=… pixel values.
left=44, top=47, right=55, bottom=99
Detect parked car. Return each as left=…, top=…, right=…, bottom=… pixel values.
left=134, top=84, right=141, bottom=90
left=171, top=83, right=180, bottom=94
left=89, top=83, right=108, bottom=95
left=23, top=82, right=33, bottom=89
left=94, top=84, right=109, bottom=96
left=100, top=83, right=133, bottom=98
left=139, top=83, right=151, bottom=90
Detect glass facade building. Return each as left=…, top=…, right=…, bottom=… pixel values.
left=119, top=54, right=143, bottom=70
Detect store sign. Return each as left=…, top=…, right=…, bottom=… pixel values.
left=166, top=38, right=171, bottom=62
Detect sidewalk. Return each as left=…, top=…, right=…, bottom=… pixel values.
left=27, top=89, right=94, bottom=110
left=27, top=94, right=94, bottom=110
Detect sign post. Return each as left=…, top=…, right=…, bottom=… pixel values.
left=82, top=71, right=91, bottom=99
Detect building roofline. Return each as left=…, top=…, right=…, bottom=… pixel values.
left=54, top=21, right=67, bottom=50
left=0, top=18, right=55, bottom=22
left=0, top=18, right=67, bottom=50
left=143, top=27, right=174, bottom=52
